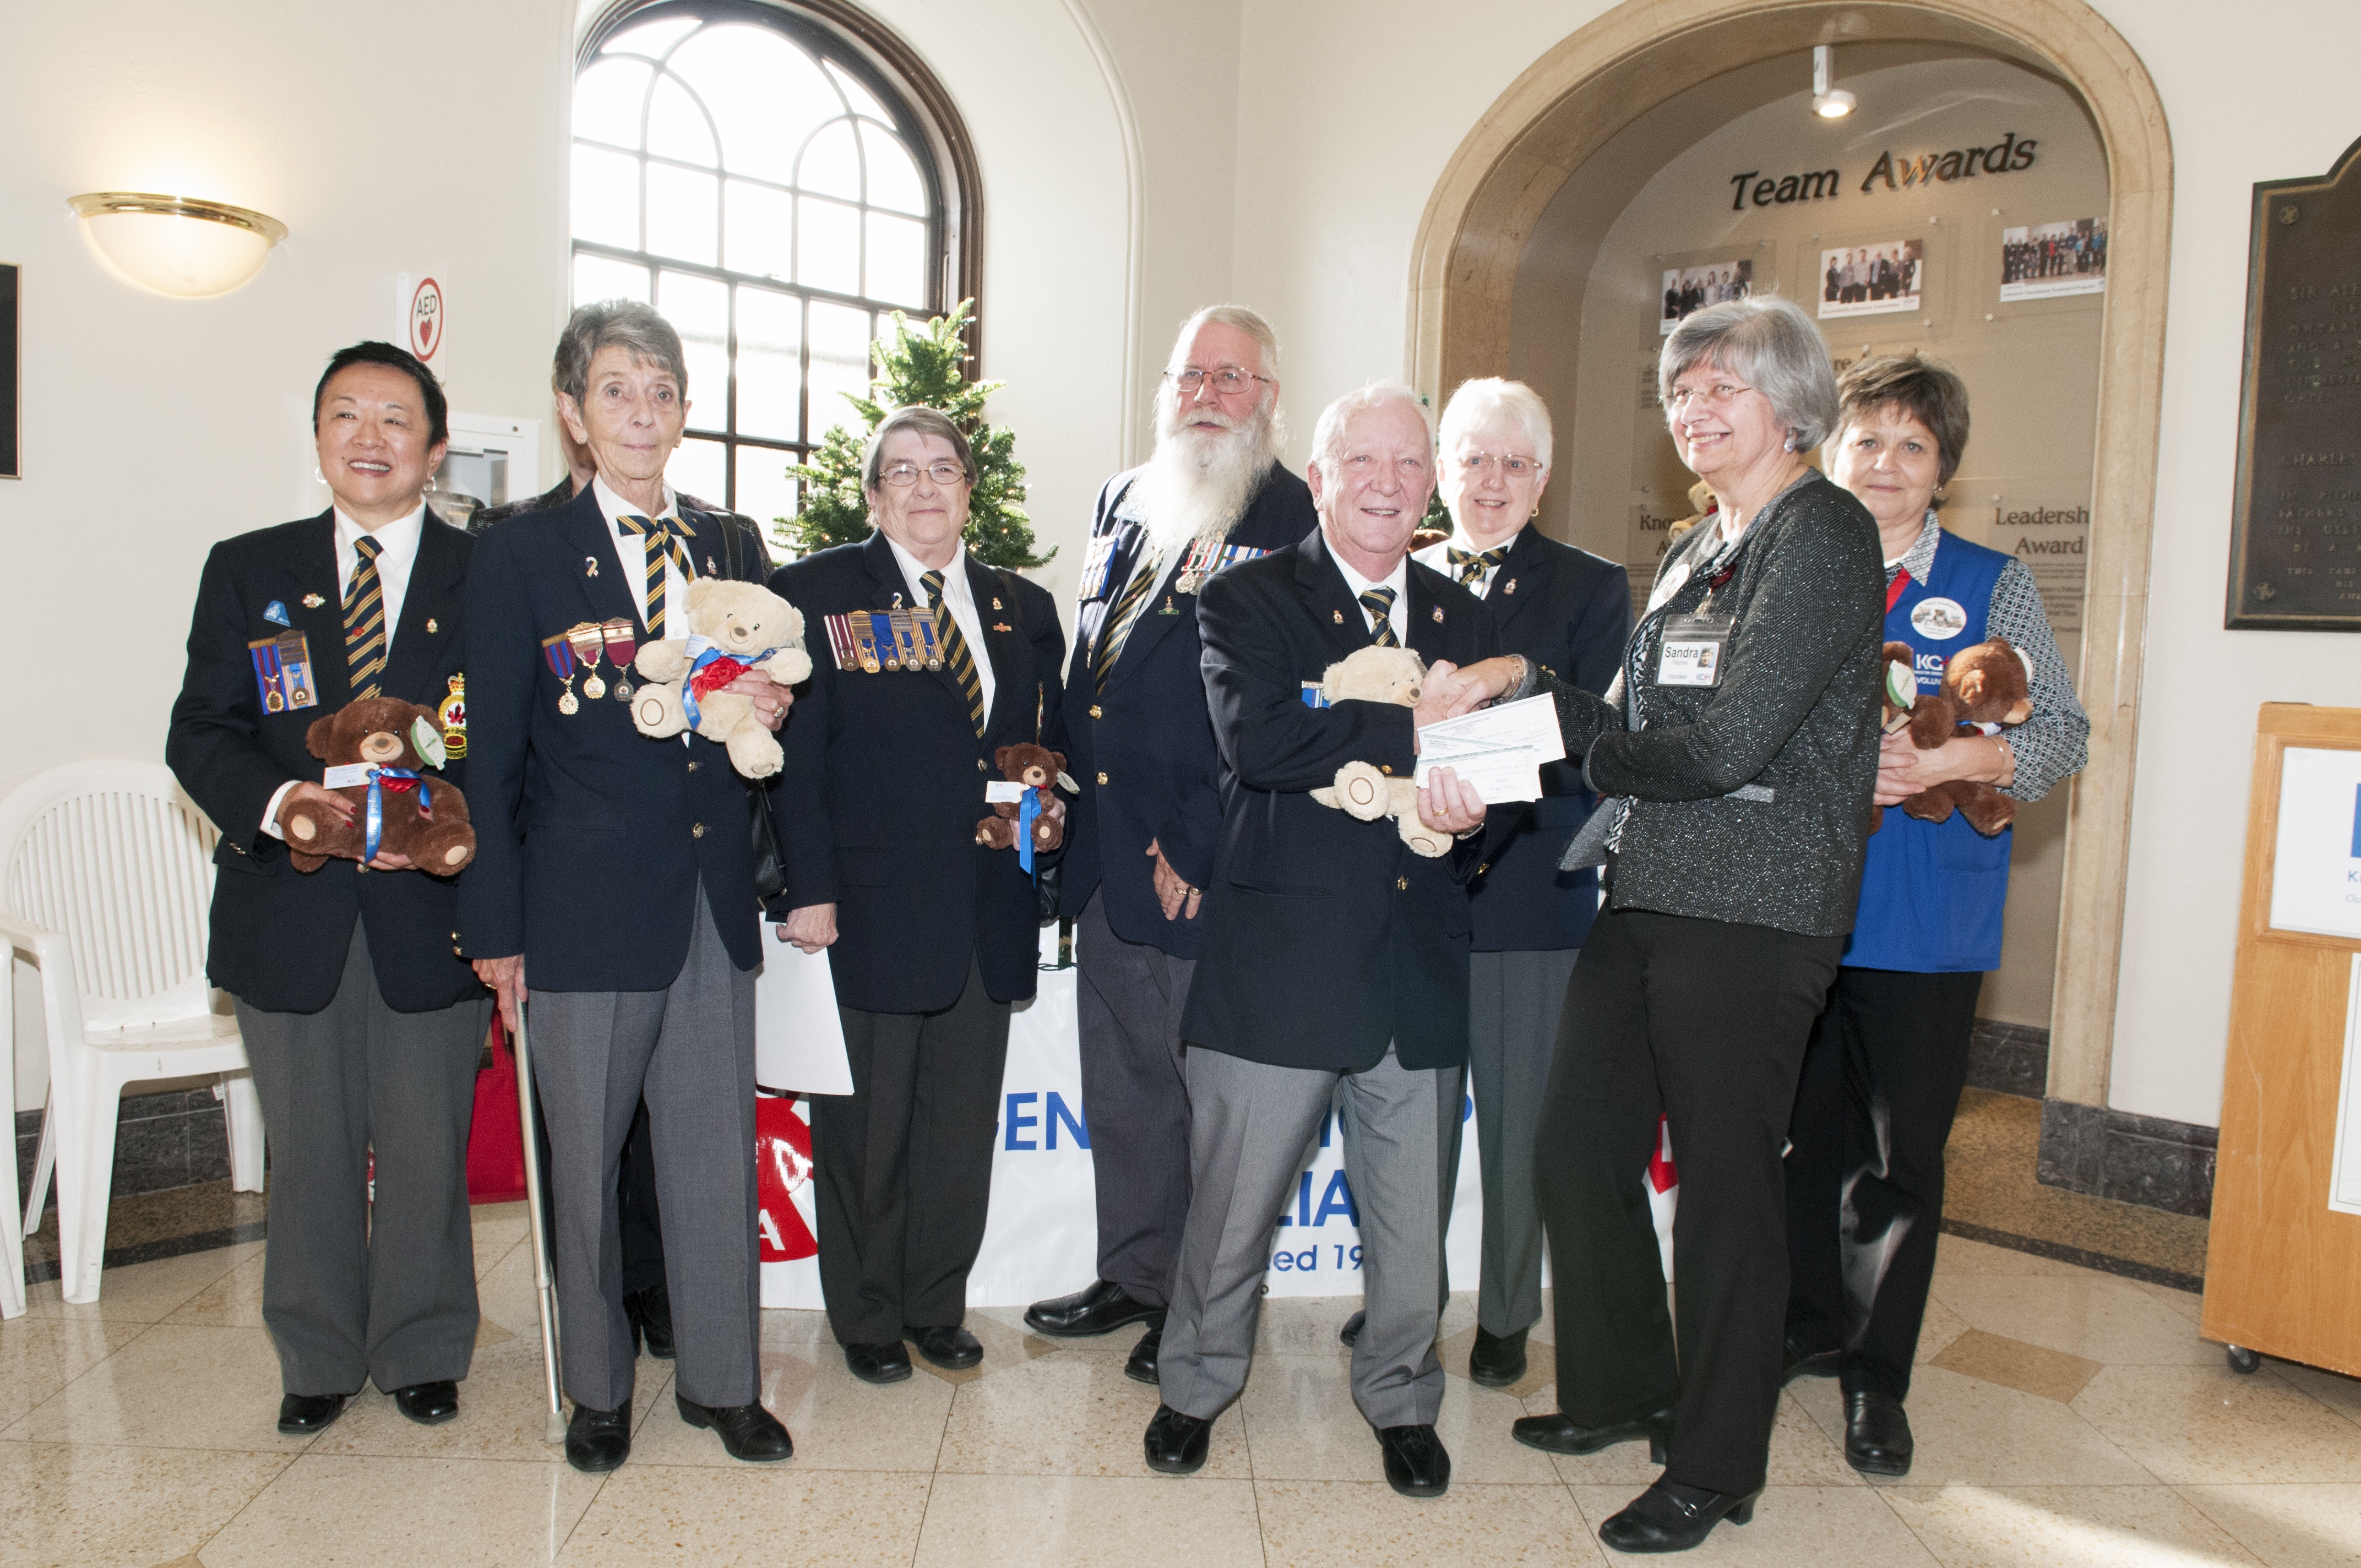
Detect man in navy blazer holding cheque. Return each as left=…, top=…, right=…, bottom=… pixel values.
left=461, top=302, right=795, bottom=1474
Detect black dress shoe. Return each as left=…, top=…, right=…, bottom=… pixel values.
left=1781, top=1332, right=1840, bottom=1385
left=845, top=1341, right=914, bottom=1384
left=625, top=1282, right=677, bottom=1360
left=1144, top=1404, right=1212, bottom=1474
left=1844, top=1390, right=1913, bottom=1476
left=1339, top=1309, right=1367, bottom=1347
left=1026, top=1279, right=1162, bottom=1338
left=676, top=1393, right=793, bottom=1461
left=565, top=1403, right=632, bottom=1473
left=1377, top=1423, right=1451, bottom=1498
left=390, top=1380, right=460, bottom=1425
left=1124, top=1319, right=1164, bottom=1386
left=1510, top=1407, right=1674, bottom=1462
left=1468, top=1325, right=1528, bottom=1387
left=905, top=1324, right=983, bottom=1370
left=1598, top=1479, right=1760, bottom=1553
left=276, top=1392, right=347, bottom=1435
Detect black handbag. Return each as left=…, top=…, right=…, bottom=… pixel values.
left=717, top=514, right=789, bottom=902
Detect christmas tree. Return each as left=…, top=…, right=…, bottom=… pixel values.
left=780, top=300, right=1052, bottom=569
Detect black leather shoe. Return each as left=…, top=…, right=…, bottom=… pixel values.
left=626, top=1282, right=677, bottom=1361
left=1124, top=1319, right=1164, bottom=1386
left=1144, top=1404, right=1212, bottom=1474
left=1026, top=1279, right=1162, bottom=1338
left=1377, top=1423, right=1451, bottom=1498
left=845, top=1341, right=914, bottom=1384
left=276, top=1392, right=347, bottom=1435
left=676, top=1393, right=793, bottom=1461
left=1339, top=1309, right=1367, bottom=1348
left=1510, top=1407, right=1674, bottom=1462
left=565, top=1403, right=631, bottom=1473
left=905, top=1324, right=983, bottom=1370
left=390, top=1380, right=459, bottom=1425
left=1598, top=1480, right=1760, bottom=1553
left=1844, top=1391, right=1913, bottom=1477
left=1781, top=1332, right=1840, bottom=1385
left=1468, top=1325, right=1528, bottom=1387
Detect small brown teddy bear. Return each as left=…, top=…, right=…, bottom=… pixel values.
left=976, top=744, right=1072, bottom=852
left=1305, top=645, right=1451, bottom=858
left=275, top=695, right=477, bottom=874
left=631, top=579, right=815, bottom=778
left=1884, top=636, right=2034, bottom=836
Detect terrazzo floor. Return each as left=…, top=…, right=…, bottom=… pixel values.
left=7, top=1213, right=2361, bottom=1566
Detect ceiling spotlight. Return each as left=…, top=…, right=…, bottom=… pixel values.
left=1811, top=45, right=1856, bottom=118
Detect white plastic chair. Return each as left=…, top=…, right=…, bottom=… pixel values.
left=0, top=761, right=265, bottom=1305
left=1, top=946, right=21, bottom=1317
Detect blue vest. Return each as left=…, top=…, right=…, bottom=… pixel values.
left=1845, top=530, right=2012, bottom=973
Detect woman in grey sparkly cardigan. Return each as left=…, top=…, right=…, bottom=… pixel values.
left=1441, top=295, right=1885, bottom=1553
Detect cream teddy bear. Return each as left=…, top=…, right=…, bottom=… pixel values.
left=630, top=578, right=814, bottom=778
left=1306, top=645, right=1450, bottom=858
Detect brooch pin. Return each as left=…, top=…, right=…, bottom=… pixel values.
left=1502, top=579, right=1517, bottom=596
left=1432, top=606, right=1445, bottom=623
left=584, top=556, right=600, bottom=577
left=426, top=617, right=439, bottom=634
left=1332, top=610, right=1345, bottom=623
left=301, top=593, right=325, bottom=609
left=992, top=597, right=1004, bottom=611
left=992, top=622, right=1013, bottom=633
left=706, top=554, right=717, bottom=574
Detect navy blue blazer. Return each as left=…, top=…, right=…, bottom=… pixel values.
left=457, top=484, right=779, bottom=990
left=1437, top=527, right=1631, bottom=952
left=1178, top=532, right=1502, bottom=1074
left=1051, top=461, right=1316, bottom=957
left=167, top=511, right=486, bottom=1014
left=766, top=534, right=1067, bottom=1013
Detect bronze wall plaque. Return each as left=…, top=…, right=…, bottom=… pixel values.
left=2226, top=134, right=2361, bottom=631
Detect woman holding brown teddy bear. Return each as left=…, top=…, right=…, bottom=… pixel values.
left=1777, top=355, right=2088, bottom=1478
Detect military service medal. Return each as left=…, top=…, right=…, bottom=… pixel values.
left=275, top=631, right=317, bottom=709
left=913, top=612, right=943, bottom=669
left=568, top=623, right=609, bottom=700
left=601, top=618, right=639, bottom=700
left=869, top=612, right=901, bottom=671
left=248, top=639, right=287, bottom=712
left=542, top=633, right=581, bottom=714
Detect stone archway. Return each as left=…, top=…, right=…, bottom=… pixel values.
left=1409, top=0, right=2172, bottom=1124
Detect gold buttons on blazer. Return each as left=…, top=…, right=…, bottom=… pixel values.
left=1395, top=876, right=1408, bottom=891
left=1379, top=765, right=1393, bottom=776
left=1089, top=705, right=1102, bottom=719
left=1096, top=771, right=1109, bottom=786
left=687, top=759, right=699, bottom=772
left=977, top=759, right=988, bottom=772
left=1476, top=863, right=1490, bottom=876
left=692, top=822, right=706, bottom=839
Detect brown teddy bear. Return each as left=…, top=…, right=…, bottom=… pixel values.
left=1884, top=636, right=2034, bottom=836
left=976, top=744, right=1071, bottom=852
left=1305, top=645, right=1450, bottom=858
left=275, top=695, right=477, bottom=873
left=631, top=578, right=815, bottom=778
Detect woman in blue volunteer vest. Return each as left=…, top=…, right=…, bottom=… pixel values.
left=1780, top=356, right=2088, bottom=1478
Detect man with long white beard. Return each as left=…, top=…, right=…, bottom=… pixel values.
left=1024, top=306, right=1316, bottom=1380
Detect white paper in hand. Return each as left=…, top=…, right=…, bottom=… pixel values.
left=755, top=928, right=852, bottom=1095
left=1412, top=695, right=1566, bottom=801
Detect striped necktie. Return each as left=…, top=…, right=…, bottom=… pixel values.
left=1093, top=551, right=1161, bottom=694
left=1446, top=543, right=1510, bottom=590
left=343, top=535, right=388, bottom=697
left=922, top=569, right=987, bottom=737
left=1359, top=585, right=1400, bottom=648
left=618, top=514, right=698, bottom=636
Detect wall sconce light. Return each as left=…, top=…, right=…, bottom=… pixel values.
left=66, top=192, right=287, bottom=298
left=1811, top=46, right=1856, bottom=118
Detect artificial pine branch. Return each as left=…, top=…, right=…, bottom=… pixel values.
left=780, top=300, right=1053, bottom=569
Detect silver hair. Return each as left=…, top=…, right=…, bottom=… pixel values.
left=1659, top=295, right=1839, bottom=449
left=1168, top=303, right=1281, bottom=377
left=552, top=300, right=690, bottom=405
left=1311, top=381, right=1437, bottom=474
left=861, top=405, right=977, bottom=492
left=1438, top=377, right=1553, bottom=469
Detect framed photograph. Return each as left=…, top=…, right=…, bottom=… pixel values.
left=2000, top=219, right=2107, bottom=301
left=1, top=263, right=18, bottom=480
left=1659, top=258, right=1753, bottom=335
left=1818, top=239, right=1923, bottom=319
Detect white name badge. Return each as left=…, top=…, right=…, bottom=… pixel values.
left=322, top=763, right=374, bottom=789
left=1655, top=614, right=1731, bottom=688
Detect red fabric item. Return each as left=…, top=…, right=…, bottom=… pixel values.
left=755, top=1095, right=818, bottom=1261
left=1885, top=571, right=1912, bottom=613
left=466, top=1015, right=528, bottom=1204
left=1646, top=1114, right=1679, bottom=1195
left=689, top=656, right=752, bottom=702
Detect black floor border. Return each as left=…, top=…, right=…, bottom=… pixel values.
left=20, top=1220, right=270, bottom=1286
left=1940, top=1216, right=2202, bottom=1293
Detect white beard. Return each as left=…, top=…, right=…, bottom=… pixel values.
left=1133, top=402, right=1281, bottom=556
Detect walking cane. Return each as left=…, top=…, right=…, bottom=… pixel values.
left=509, top=997, right=568, bottom=1445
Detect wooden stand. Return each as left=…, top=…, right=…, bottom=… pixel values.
left=2203, top=704, right=2361, bottom=1376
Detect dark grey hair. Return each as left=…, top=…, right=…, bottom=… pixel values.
left=861, top=405, right=977, bottom=491
left=552, top=300, right=689, bottom=405
left=1660, top=295, right=1838, bottom=449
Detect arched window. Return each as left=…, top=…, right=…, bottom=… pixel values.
left=572, top=0, right=977, bottom=524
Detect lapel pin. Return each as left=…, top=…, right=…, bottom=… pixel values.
left=301, top=593, right=325, bottom=609
left=426, top=617, right=439, bottom=634
left=1502, top=579, right=1517, bottom=595
left=1432, top=606, right=1445, bottom=623
left=992, top=622, right=1013, bottom=633
left=706, top=554, right=717, bottom=574
left=992, top=596, right=1004, bottom=611
left=264, top=600, right=292, bottom=627
left=584, top=556, right=600, bottom=577
left=1332, top=609, right=1345, bottom=623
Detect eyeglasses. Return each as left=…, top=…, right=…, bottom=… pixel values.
left=1452, top=452, right=1542, bottom=477
left=1165, top=367, right=1272, bottom=396
left=1665, top=382, right=1755, bottom=411
left=879, top=460, right=970, bottom=487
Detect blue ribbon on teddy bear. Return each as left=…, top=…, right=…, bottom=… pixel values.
left=1017, top=789, right=1042, bottom=874
left=363, top=766, right=428, bottom=862
left=681, top=634, right=781, bottom=730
